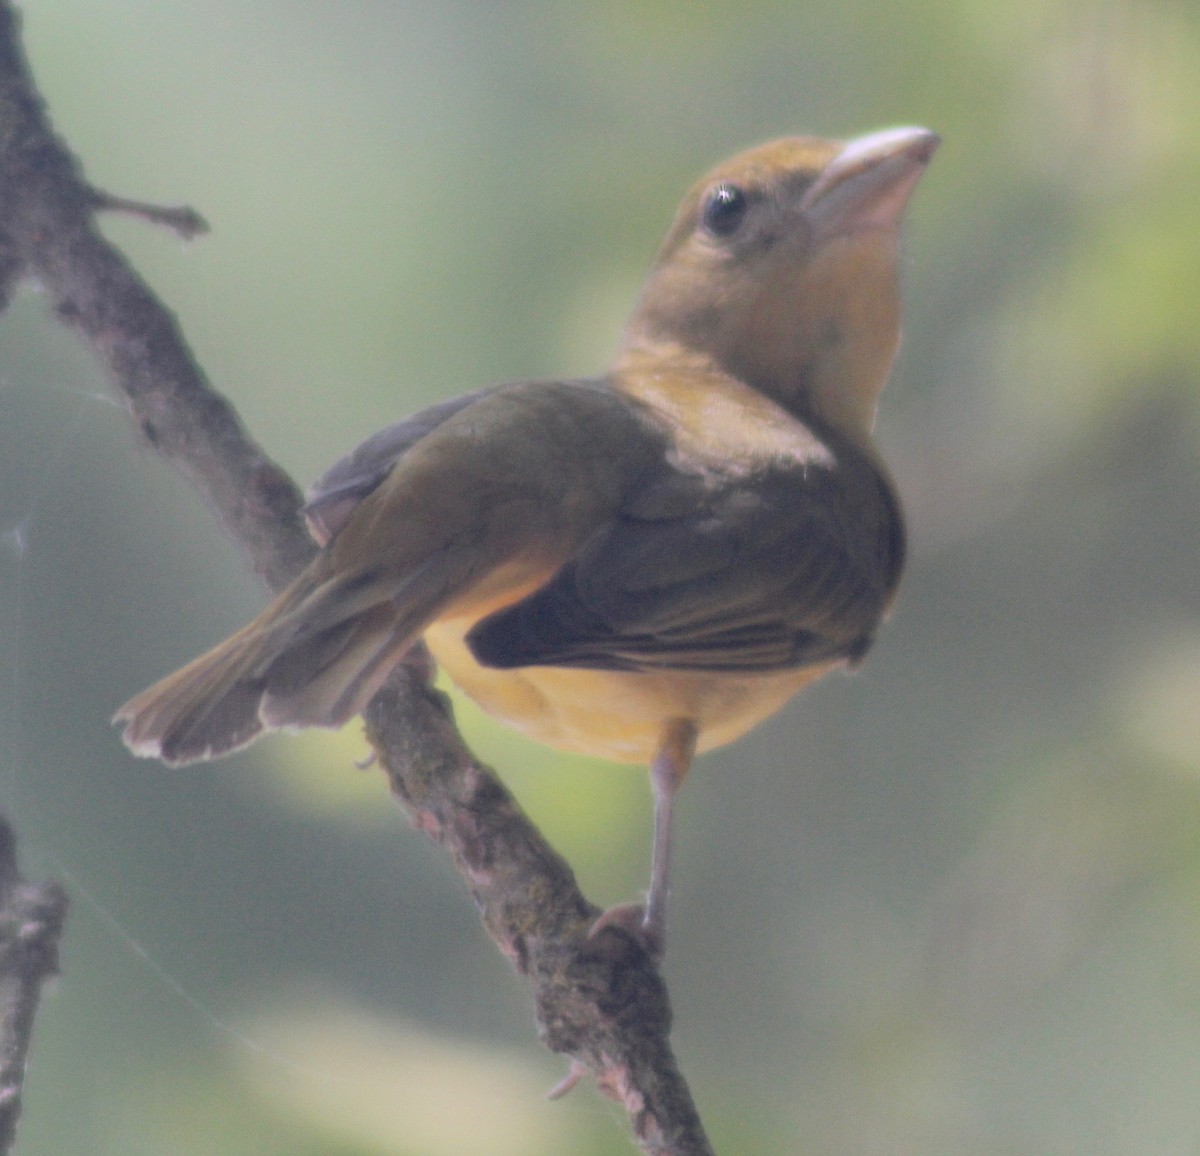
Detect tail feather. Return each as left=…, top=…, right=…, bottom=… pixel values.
left=114, top=619, right=279, bottom=764
left=114, top=605, right=412, bottom=766
left=114, top=547, right=482, bottom=765
left=259, top=603, right=405, bottom=729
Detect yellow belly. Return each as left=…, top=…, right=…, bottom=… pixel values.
left=424, top=614, right=834, bottom=765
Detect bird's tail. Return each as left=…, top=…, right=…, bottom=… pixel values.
left=114, top=553, right=449, bottom=766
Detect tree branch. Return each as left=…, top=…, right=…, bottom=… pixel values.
left=0, top=4, right=713, bottom=1152
left=0, top=816, right=67, bottom=1155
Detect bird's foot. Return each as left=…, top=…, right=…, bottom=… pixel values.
left=587, top=901, right=664, bottom=964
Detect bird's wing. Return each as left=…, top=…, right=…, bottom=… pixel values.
left=301, top=387, right=497, bottom=544
left=466, top=438, right=903, bottom=674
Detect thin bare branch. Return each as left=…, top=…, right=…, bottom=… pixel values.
left=0, top=816, right=68, bottom=1155
left=0, top=1, right=311, bottom=591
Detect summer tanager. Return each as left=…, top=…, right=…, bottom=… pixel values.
left=116, top=127, right=938, bottom=956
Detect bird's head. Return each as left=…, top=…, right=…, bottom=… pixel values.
left=620, top=127, right=938, bottom=441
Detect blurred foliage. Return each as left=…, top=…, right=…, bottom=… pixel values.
left=2, top=0, right=1199, bottom=1152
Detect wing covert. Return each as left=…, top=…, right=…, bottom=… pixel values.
left=302, top=387, right=497, bottom=544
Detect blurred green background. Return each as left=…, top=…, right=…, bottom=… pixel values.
left=2, top=0, right=1199, bottom=1152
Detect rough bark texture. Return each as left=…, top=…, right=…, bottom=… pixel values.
left=0, top=4, right=713, bottom=1152
left=0, top=818, right=67, bottom=1154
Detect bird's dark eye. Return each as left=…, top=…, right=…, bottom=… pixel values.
left=700, top=183, right=749, bottom=237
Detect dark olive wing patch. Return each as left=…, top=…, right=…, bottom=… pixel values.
left=467, top=447, right=903, bottom=675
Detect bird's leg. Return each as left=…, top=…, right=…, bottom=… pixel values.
left=551, top=722, right=695, bottom=1097
left=589, top=718, right=697, bottom=962
left=641, top=717, right=698, bottom=956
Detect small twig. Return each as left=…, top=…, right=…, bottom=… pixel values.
left=88, top=188, right=210, bottom=240
left=0, top=3, right=714, bottom=1151
left=0, top=816, right=68, bottom=1155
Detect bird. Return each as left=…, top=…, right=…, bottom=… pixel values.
left=115, top=126, right=938, bottom=959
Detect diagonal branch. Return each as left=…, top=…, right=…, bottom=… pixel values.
left=0, top=4, right=713, bottom=1152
